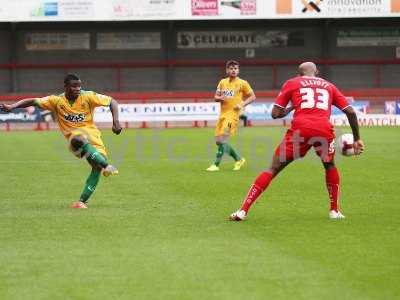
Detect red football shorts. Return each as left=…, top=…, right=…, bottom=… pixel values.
left=274, top=127, right=335, bottom=163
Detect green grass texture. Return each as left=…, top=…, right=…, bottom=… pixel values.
left=1, top=127, right=399, bottom=300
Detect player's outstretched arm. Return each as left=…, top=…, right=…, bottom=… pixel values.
left=343, top=106, right=364, bottom=155
left=0, top=98, right=38, bottom=112
left=109, top=98, right=122, bottom=135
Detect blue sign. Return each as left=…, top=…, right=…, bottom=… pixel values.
left=243, top=101, right=370, bottom=121
left=384, top=101, right=397, bottom=114
left=44, top=2, right=58, bottom=16
left=331, top=101, right=369, bottom=115
left=243, top=103, right=277, bottom=121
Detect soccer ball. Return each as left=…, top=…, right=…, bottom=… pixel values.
left=339, top=133, right=355, bottom=156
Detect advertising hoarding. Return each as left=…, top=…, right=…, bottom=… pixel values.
left=1, top=0, right=399, bottom=22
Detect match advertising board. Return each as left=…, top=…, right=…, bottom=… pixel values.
left=330, top=114, right=400, bottom=126
left=177, top=30, right=304, bottom=49
left=111, top=0, right=177, bottom=19
left=1, top=0, right=400, bottom=21
left=1, top=103, right=397, bottom=126
left=243, top=101, right=370, bottom=121
left=94, top=102, right=220, bottom=122
left=337, top=28, right=400, bottom=47
left=25, top=32, right=90, bottom=50
left=276, top=0, right=400, bottom=18
left=191, top=0, right=257, bottom=17
left=91, top=101, right=400, bottom=127
left=384, top=101, right=400, bottom=114
left=26, top=0, right=96, bottom=19
left=0, top=107, right=42, bottom=123
left=96, top=32, right=161, bottom=50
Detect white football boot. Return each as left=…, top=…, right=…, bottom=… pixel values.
left=329, top=210, right=346, bottom=219
left=229, top=210, right=247, bottom=221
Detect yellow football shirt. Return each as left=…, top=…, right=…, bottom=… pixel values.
left=35, top=91, right=112, bottom=155
left=216, top=77, right=253, bottom=119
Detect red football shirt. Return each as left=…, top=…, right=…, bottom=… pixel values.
left=275, top=76, right=350, bottom=130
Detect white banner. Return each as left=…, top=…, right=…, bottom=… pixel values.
left=94, top=102, right=220, bottom=122
left=277, top=0, right=399, bottom=19
left=331, top=114, right=400, bottom=126
left=93, top=103, right=400, bottom=126
left=25, top=32, right=90, bottom=50
left=0, top=3, right=12, bottom=20
left=97, top=32, right=161, bottom=50
left=29, top=0, right=95, bottom=19
left=1, top=0, right=400, bottom=21
left=191, top=0, right=257, bottom=17
left=111, top=0, right=176, bottom=19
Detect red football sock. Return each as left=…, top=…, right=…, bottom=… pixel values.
left=326, top=167, right=340, bottom=212
left=240, top=172, right=273, bottom=213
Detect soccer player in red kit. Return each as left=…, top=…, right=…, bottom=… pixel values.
left=230, top=62, right=365, bottom=221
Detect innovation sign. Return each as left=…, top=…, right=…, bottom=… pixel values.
left=276, top=0, right=400, bottom=18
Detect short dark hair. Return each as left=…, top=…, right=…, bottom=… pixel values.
left=64, top=74, right=80, bottom=85
left=226, top=60, right=239, bottom=68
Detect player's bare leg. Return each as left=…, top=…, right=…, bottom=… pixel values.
left=323, top=160, right=345, bottom=219
left=230, top=155, right=292, bottom=221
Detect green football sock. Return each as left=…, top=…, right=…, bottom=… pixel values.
left=226, top=144, right=241, bottom=161
left=82, top=143, right=108, bottom=169
left=80, top=168, right=101, bottom=203
left=214, top=143, right=226, bottom=166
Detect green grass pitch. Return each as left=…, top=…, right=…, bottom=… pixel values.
left=0, top=126, right=399, bottom=300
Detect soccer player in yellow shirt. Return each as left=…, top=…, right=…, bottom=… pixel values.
left=0, top=74, right=122, bottom=209
left=206, top=60, right=256, bottom=171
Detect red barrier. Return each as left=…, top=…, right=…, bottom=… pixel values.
left=35, top=122, right=43, bottom=131
left=1, top=88, right=399, bottom=102
left=0, top=58, right=399, bottom=70
left=140, top=98, right=148, bottom=129
left=0, top=58, right=399, bottom=100
left=193, top=98, right=199, bottom=128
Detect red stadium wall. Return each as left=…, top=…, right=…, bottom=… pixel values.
left=0, top=89, right=398, bottom=104
left=1, top=59, right=399, bottom=107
